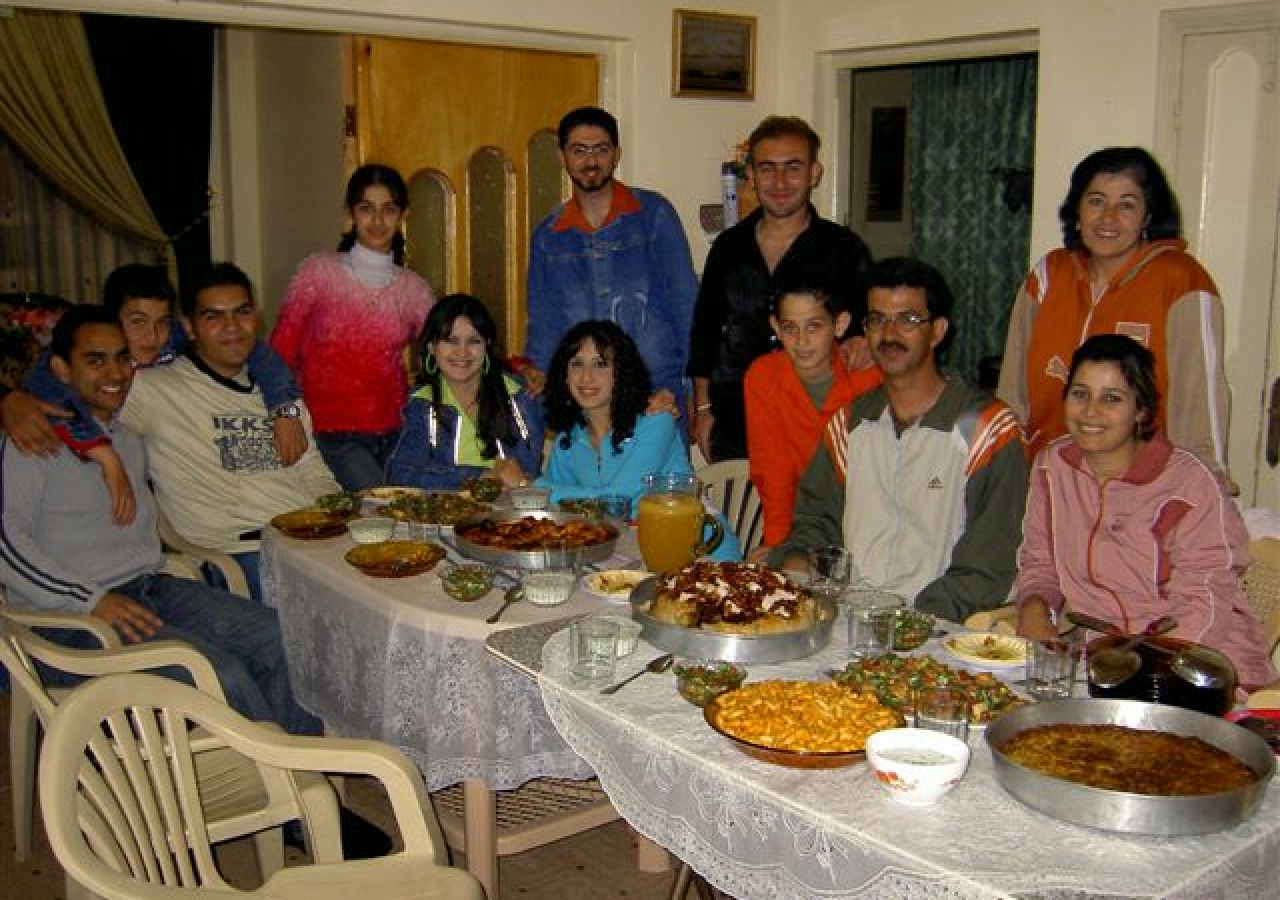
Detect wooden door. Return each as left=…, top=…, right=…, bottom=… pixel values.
left=1168, top=25, right=1280, bottom=505
left=350, top=38, right=598, bottom=352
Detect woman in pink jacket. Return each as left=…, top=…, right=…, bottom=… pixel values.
left=1016, top=334, right=1274, bottom=688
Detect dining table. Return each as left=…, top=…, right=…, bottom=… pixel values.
left=499, top=616, right=1280, bottom=900
left=259, top=522, right=666, bottom=899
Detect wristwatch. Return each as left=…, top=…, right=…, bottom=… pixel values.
left=271, top=402, right=302, bottom=420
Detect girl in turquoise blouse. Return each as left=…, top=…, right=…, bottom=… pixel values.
left=538, top=321, right=739, bottom=560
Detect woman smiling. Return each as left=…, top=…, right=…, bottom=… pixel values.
left=1015, top=335, right=1274, bottom=689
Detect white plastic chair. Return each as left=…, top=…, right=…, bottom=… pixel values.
left=697, top=458, right=763, bottom=554
left=40, top=673, right=484, bottom=900
left=156, top=507, right=251, bottom=598
left=0, top=609, right=342, bottom=877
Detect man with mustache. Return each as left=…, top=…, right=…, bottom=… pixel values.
left=771, top=258, right=1028, bottom=622
left=523, top=106, right=699, bottom=412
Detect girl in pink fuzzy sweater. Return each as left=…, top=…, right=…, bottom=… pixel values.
left=271, top=164, right=434, bottom=490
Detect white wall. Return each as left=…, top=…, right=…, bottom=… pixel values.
left=783, top=0, right=1264, bottom=261
left=17, top=0, right=1267, bottom=271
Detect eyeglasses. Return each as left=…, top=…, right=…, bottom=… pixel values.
left=862, top=311, right=935, bottom=332
left=566, top=143, right=614, bottom=161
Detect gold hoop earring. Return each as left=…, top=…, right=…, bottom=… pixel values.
left=481, top=354, right=490, bottom=375
left=424, top=352, right=438, bottom=375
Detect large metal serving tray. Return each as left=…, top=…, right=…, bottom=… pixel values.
left=452, top=510, right=620, bottom=569
left=629, top=576, right=836, bottom=664
left=985, top=698, right=1274, bottom=835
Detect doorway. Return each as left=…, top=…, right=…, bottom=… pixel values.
left=846, top=54, right=1037, bottom=383
left=350, top=38, right=599, bottom=353
left=1158, top=7, right=1280, bottom=506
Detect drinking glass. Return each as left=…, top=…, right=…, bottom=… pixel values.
left=521, top=543, right=580, bottom=608
left=405, top=519, right=438, bottom=543
left=809, top=546, right=851, bottom=604
left=570, top=616, right=620, bottom=686
left=1026, top=636, right=1081, bottom=701
left=914, top=685, right=970, bottom=741
left=846, top=590, right=905, bottom=659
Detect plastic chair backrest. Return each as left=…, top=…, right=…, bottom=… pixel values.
left=697, top=458, right=763, bottom=553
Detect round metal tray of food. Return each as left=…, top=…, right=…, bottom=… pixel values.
left=629, top=576, right=836, bottom=664
left=452, top=510, right=620, bottom=569
left=985, top=698, right=1275, bottom=835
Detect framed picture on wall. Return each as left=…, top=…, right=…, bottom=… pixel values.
left=672, top=10, right=756, bottom=100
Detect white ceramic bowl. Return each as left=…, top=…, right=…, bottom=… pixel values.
left=348, top=516, right=397, bottom=544
left=865, top=727, right=971, bottom=807
left=593, top=615, right=643, bottom=656
left=511, top=486, right=552, bottom=511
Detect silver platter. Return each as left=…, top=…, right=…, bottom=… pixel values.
left=985, top=698, right=1275, bottom=835
left=629, top=576, right=836, bottom=664
left=452, top=510, right=620, bottom=569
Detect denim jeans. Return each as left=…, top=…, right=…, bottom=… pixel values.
left=37, top=574, right=320, bottom=736
left=202, top=551, right=263, bottom=605
left=316, top=430, right=398, bottom=492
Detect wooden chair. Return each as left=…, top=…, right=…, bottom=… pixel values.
left=40, top=673, right=484, bottom=900
left=0, top=609, right=342, bottom=878
left=696, top=458, right=763, bottom=555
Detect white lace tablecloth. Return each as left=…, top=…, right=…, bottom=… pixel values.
left=536, top=629, right=1280, bottom=900
left=260, top=527, right=635, bottom=790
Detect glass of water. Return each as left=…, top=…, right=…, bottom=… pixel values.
left=809, top=546, right=851, bottom=604
left=570, top=616, right=619, bottom=687
left=846, top=590, right=904, bottom=659
left=1026, top=635, right=1081, bottom=701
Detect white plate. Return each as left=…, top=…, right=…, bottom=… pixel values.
left=942, top=632, right=1028, bottom=669
left=584, top=569, right=651, bottom=602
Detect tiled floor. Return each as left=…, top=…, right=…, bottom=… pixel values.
left=0, top=690, right=681, bottom=900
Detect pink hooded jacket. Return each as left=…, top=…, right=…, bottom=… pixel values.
left=1016, top=432, right=1275, bottom=688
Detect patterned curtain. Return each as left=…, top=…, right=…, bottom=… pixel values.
left=0, top=131, right=161, bottom=303
left=909, top=55, right=1037, bottom=383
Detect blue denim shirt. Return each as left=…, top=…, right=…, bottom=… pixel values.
left=524, top=185, right=699, bottom=406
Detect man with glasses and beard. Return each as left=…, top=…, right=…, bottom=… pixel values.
left=523, top=106, right=699, bottom=413
left=771, top=258, right=1029, bottom=623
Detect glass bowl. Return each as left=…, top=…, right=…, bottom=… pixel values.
left=674, top=660, right=747, bottom=707
left=438, top=563, right=496, bottom=601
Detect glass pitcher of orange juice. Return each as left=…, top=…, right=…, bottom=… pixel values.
left=637, top=473, right=724, bottom=573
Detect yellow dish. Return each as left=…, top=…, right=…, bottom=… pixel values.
left=345, top=541, right=445, bottom=578
left=584, top=570, right=650, bottom=600
left=270, top=509, right=349, bottom=540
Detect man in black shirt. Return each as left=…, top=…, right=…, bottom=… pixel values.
left=687, top=116, right=872, bottom=461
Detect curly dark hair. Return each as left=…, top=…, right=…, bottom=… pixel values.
left=544, top=321, right=651, bottom=453
left=418, top=293, right=519, bottom=458
left=1058, top=147, right=1181, bottom=250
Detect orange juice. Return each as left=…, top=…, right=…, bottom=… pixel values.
left=637, top=491, right=705, bottom=573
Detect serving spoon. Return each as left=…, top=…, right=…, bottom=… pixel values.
left=600, top=653, right=674, bottom=695
left=486, top=584, right=524, bottom=624
left=1069, top=613, right=1177, bottom=689
left=1067, top=612, right=1230, bottom=690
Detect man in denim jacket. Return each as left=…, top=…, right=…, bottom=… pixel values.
left=523, top=106, right=699, bottom=411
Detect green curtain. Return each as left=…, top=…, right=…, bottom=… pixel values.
left=909, top=55, right=1037, bottom=383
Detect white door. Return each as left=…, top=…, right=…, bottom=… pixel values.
left=1168, top=24, right=1280, bottom=506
